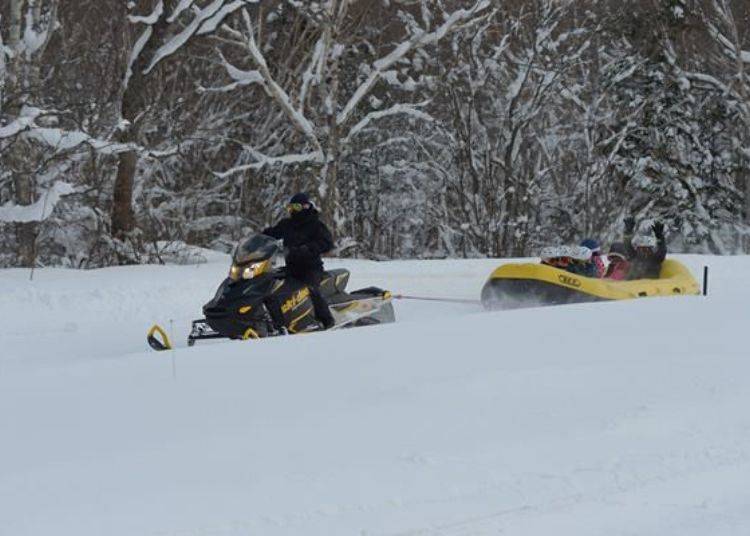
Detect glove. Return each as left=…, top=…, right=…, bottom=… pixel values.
left=624, top=216, right=636, bottom=234
left=652, top=221, right=665, bottom=239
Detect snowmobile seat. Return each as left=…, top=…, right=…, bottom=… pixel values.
left=326, top=286, right=390, bottom=306
left=320, top=269, right=350, bottom=296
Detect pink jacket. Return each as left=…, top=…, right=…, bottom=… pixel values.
left=593, top=254, right=606, bottom=278
left=605, top=260, right=630, bottom=280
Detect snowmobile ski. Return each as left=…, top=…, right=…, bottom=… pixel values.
left=147, top=324, right=173, bottom=352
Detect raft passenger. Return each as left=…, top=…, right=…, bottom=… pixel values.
left=624, top=217, right=667, bottom=280
left=604, top=242, right=630, bottom=280
left=580, top=238, right=605, bottom=278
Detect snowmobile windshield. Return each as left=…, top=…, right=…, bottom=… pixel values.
left=233, top=234, right=280, bottom=266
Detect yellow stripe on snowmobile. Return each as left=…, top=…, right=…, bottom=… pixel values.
left=288, top=308, right=313, bottom=333
left=487, top=259, right=700, bottom=300
left=334, top=302, right=360, bottom=313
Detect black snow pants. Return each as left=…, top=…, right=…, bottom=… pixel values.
left=295, top=270, right=335, bottom=329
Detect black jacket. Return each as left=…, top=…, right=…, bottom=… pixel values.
left=624, top=232, right=667, bottom=280
left=262, top=208, right=334, bottom=277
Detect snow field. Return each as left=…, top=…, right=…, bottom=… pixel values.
left=1, top=254, right=749, bottom=535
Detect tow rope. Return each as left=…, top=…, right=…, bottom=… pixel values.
left=392, top=294, right=480, bottom=305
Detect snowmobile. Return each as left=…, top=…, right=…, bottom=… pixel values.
left=147, top=234, right=395, bottom=351
left=481, top=245, right=700, bottom=309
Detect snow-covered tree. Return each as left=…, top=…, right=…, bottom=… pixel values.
left=1, top=0, right=61, bottom=265
left=693, top=0, right=750, bottom=245
left=215, top=0, right=492, bottom=238
left=4, top=0, right=750, bottom=267
left=604, top=0, right=750, bottom=252
left=111, top=0, right=248, bottom=251
left=422, top=0, right=593, bottom=256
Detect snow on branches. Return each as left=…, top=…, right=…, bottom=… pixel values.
left=143, top=0, right=251, bottom=74
left=126, top=0, right=253, bottom=86
left=0, top=181, right=74, bottom=223
left=216, top=0, right=492, bottom=227
left=337, top=0, right=491, bottom=127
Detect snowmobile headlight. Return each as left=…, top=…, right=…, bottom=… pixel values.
left=229, top=264, right=242, bottom=281
left=241, top=260, right=270, bottom=279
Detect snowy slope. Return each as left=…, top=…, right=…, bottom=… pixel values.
left=1, top=255, right=749, bottom=536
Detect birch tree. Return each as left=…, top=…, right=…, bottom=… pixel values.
left=1, top=0, right=60, bottom=266
left=216, top=0, right=492, bottom=235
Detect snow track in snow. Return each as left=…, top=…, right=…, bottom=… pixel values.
left=1, top=255, right=749, bottom=535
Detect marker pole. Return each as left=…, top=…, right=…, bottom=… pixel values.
left=702, top=266, right=709, bottom=297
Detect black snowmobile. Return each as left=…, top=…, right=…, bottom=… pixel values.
left=147, top=233, right=395, bottom=351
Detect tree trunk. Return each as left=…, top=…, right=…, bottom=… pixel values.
left=318, top=1, right=344, bottom=237
left=322, top=130, right=340, bottom=237
left=110, top=0, right=175, bottom=242
left=13, top=223, right=37, bottom=266
left=8, top=0, right=24, bottom=51
left=743, top=153, right=750, bottom=231
left=112, top=147, right=138, bottom=238
left=6, top=0, right=37, bottom=266
left=13, top=169, right=37, bottom=267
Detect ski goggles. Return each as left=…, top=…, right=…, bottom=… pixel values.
left=286, top=202, right=305, bottom=213
left=546, top=257, right=571, bottom=268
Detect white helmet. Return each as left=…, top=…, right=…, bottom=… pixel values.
left=632, top=235, right=657, bottom=248
left=540, top=245, right=591, bottom=261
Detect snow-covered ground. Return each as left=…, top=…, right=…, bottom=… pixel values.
left=1, top=254, right=749, bottom=536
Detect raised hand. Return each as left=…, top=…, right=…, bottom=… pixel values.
left=652, top=221, right=665, bottom=239
left=624, top=216, right=636, bottom=234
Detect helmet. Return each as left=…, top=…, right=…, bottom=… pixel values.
left=580, top=238, right=601, bottom=254
left=287, top=192, right=313, bottom=213
left=632, top=235, right=657, bottom=249
left=540, top=245, right=591, bottom=262
left=289, top=192, right=311, bottom=205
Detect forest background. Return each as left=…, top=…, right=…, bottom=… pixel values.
left=2, top=0, right=750, bottom=267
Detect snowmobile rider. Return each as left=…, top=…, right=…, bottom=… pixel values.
left=623, top=216, right=667, bottom=280
left=262, top=193, right=336, bottom=330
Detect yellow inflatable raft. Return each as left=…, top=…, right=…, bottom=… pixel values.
left=481, top=259, right=700, bottom=309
